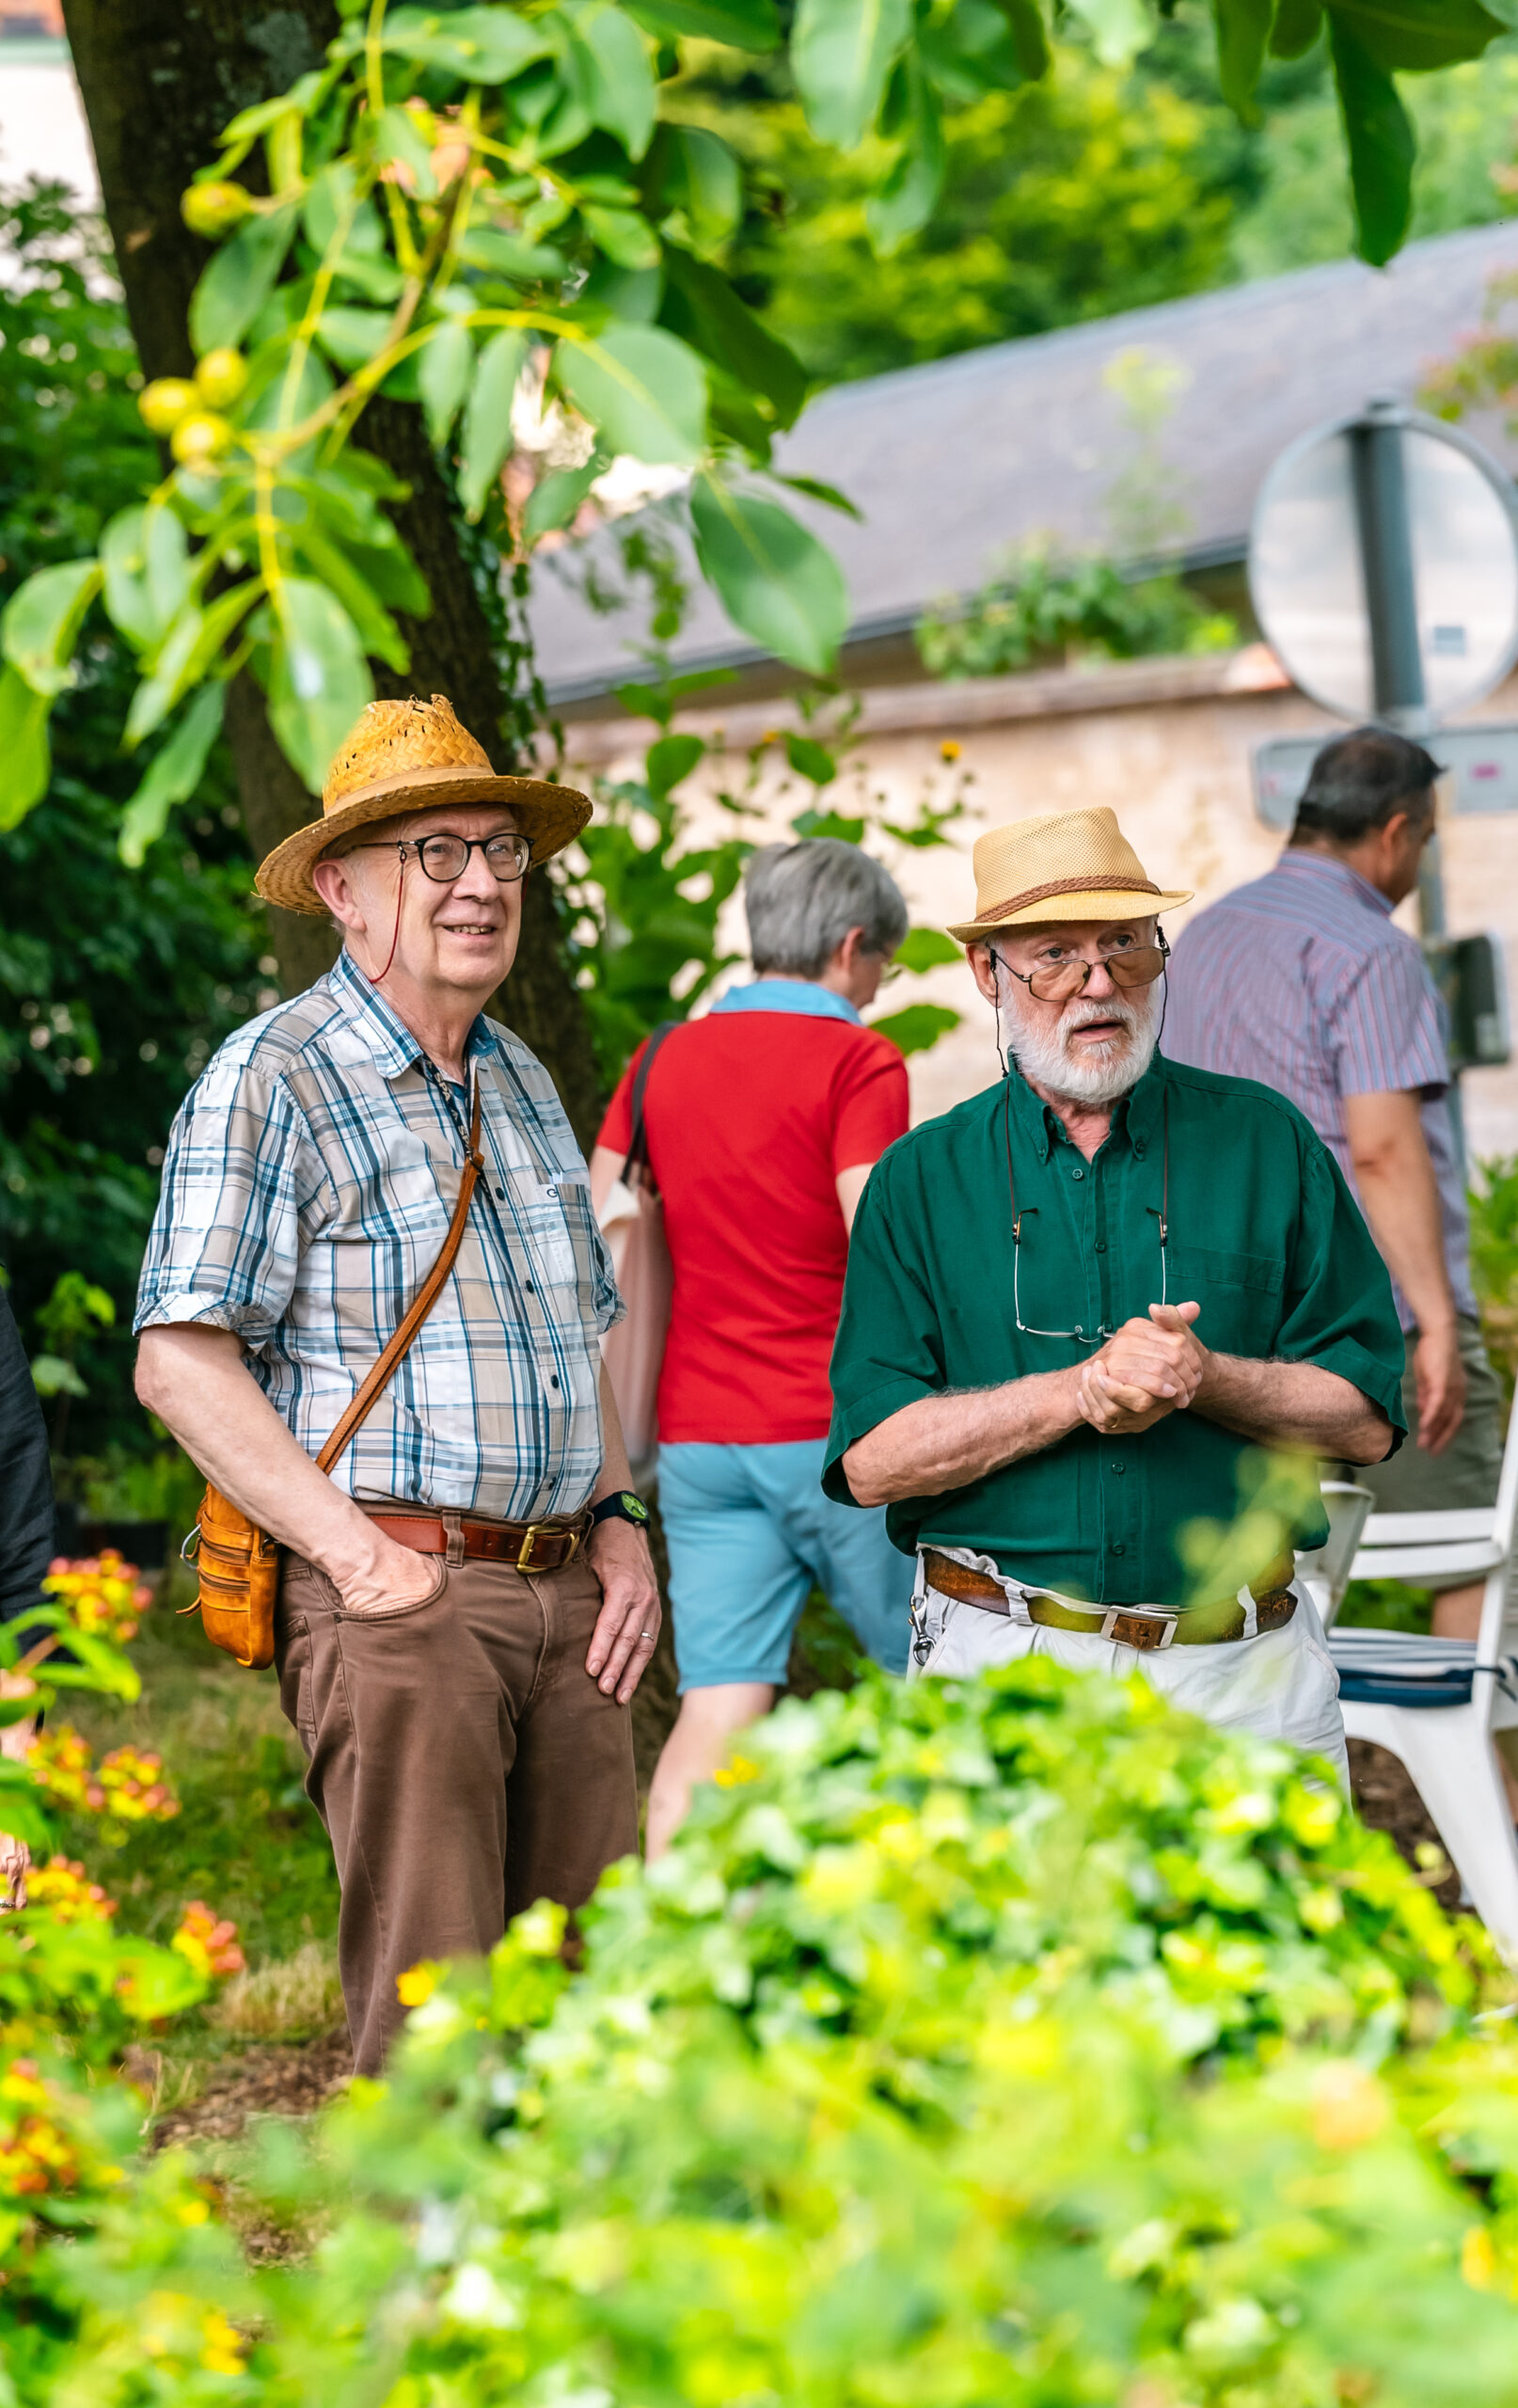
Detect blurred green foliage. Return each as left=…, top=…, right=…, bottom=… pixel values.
left=1470, top=1154, right=1518, bottom=1411
left=0, top=185, right=266, bottom=1449
left=919, top=543, right=1238, bottom=679
left=19, top=1662, right=1518, bottom=2403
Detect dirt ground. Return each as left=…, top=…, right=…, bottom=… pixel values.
left=142, top=1740, right=1461, bottom=2154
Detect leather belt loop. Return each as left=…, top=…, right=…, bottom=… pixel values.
left=445, top=1510, right=466, bottom=1570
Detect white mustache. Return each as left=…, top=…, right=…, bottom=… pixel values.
left=1057, top=996, right=1143, bottom=1043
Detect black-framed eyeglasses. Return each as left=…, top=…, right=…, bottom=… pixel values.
left=352, top=832, right=532, bottom=884
left=1003, top=1082, right=1172, bottom=1345
left=1000, top=928, right=1169, bottom=1005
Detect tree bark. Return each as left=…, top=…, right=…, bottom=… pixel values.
left=60, top=0, right=603, bottom=1145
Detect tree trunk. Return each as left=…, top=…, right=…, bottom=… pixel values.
left=60, top=0, right=603, bottom=1145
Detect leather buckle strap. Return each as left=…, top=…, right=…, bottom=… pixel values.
left=920, top=1549, right=1297, bottom=1649
left=513, top=1520, right=583, bottom=1575
left=363, top=1509, right=588, bottom=1573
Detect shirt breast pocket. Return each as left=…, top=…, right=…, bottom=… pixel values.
left=509, top=1169, right=586, bottom=1290
left=1163, top=1245, right=1284, bottom=1355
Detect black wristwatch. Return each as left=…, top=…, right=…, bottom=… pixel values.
left=590, top=1489, right=650, bottom=1530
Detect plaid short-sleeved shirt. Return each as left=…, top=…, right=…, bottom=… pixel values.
left=1165, top=850, right=1475, bottom=1330
left=134, top=950, right=622, bottom=1518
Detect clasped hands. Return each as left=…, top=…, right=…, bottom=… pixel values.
left=1073, top=1301, right=1207, bottom=1435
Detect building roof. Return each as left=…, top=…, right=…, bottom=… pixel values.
left=530, top=218, right=1518, bottom=705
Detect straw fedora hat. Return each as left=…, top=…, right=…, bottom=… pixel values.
left=946, top=806, right=1191, bottom=945
left=256, top=694, right=593, bottom=916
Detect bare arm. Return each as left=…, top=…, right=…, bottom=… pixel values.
left=1343, top=1087, right=1463, bottom=1453
left=1193, top=1350, right=1392, bottom=1461
left=582, top=1360, right=661, bottom=1703
left=835, top=1162, right=875, bottom=1234
left=590, top=1142, right=625, bottom=1217
left=841, top=1366, right=1083, bottom=1507
left=134, top=1325, right=435, bottom=1614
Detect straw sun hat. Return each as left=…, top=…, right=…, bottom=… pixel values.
left=945, top=806, right=1191, bottom=945
left=256, top=694, right=593, bottom=916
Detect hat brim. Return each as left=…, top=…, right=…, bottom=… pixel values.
left=946, top=884, right=1193, bottom=945
left=255, top=765, right=594, bottom=916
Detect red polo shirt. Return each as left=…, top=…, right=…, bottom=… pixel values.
left=598, top=1003, right=909, bottom=1443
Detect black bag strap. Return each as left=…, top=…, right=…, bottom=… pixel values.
left=625, top=1019, right=678, bottom=1183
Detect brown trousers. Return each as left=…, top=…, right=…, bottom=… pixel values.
left=276, top=1529, right=640, bottom=2073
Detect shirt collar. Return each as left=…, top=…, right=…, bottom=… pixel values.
left=710, top=979, right=863, bottom=1025
left=1004, top=1048, right=1170, bottom=1163
left=329, top=947, right=506, bottom=1082
left=1273, top=848, right=1396, bottom=920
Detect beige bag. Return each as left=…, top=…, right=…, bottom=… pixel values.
left=599, top=1022, right=676, bottom=1474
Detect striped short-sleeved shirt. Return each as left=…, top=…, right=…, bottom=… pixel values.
left=134, top=949, right=622, bottom=1517
left=1164, top=849, right=1474, bottom=1329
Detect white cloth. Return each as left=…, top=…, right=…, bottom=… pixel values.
left=909, top=1549, right=1349, bottom=1788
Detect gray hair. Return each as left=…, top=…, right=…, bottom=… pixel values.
left=744, top=839, right=909, bottom=978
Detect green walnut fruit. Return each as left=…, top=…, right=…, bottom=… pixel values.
left=182, top=181, right=253, bottom=240
left=138, top=377, right=198, bottom=436
left=195, top=348, right=248, bottom=410
left=170, top=411, right=232, bottom=467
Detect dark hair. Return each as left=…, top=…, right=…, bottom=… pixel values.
left=1289, top=727, right=1442, bottom=848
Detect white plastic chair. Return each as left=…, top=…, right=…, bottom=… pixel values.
left=1318, top=1405, right=1518, bottom=1961
left=1294, top=1481, right=1374, bottom=1627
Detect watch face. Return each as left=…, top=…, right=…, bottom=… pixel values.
left=620, top=1491, right=650, bottom=1524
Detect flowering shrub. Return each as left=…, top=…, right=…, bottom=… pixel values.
left=27, top=1729, right=181, bottom=1833
left=170, top=1901, right=245, bottom=1982
left=8, top=1662, right=1518, bottom=2408
left=40, top=1552, right=152, bottom=1649
left=22, top=1857, right=117, bottom=1925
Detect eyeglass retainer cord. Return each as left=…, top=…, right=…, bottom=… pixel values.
left=1003, top=1078, right=1170, bottom=1346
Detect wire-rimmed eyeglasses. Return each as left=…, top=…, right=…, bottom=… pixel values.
left=1004, top=1082, right=1172, bottom=1345
left=999, top=928, right=1170, bottom=1005
left=351, top=832, right=531, bottom=884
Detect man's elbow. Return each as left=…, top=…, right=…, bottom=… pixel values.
left=1339, top=1406, right=1396, bottom=1466
left=134, top=1334, right=166, bottom=1417
left=840, top=1438, right=891, bottom=1508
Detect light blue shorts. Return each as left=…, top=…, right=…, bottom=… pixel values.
left=656, top=1438, right=911, bottom=1690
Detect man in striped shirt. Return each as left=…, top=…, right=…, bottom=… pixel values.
left=134, top=698, right=658, bottom=2071
left=1167, top=727, right=1505, bottom=1660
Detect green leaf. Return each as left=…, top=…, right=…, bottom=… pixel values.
left=792, top=0, right=912, bottom=147
left=101, top=507, right=160, bottom=649
left=189, top=202, right=300, bottom=355
left=690, top=475, right=849, bottom=673
left=268, top=577, right=374, bottom=791
left=459, top=229, right=567, bottom=280
left=367, top=4, right=556, bottom=79
left=417, top=319, right=475, bottom=448
left=621, top=0, right=780, bottom=44
left=292, top=525, right=410, bottom=670
left=1212, top=0, right=1273, bottom=115
left=865, top=60, right=944, bottom=252
left=1002, top=0, right=1051, bottom=75
left=556, top=325, right=708, bottom=465
left=368, top=103, right=438, bottom=198
left=668, top=127, right=744, bottom=250
left=126, top=581, right=263, bottom=746
left=791, top=804, right=863, bottom=838
left=0, top=667, right=53, bottom=830
left=316, top=306, right=395, bottom=371
left=646, top=733, right=706, bottom=796
left=458, top=327, right=530, bottom=519
left=583, top=205, right=662, bottom=269
left=573, top=5, right=657, bottom=156
left=1, top=559, right=102, bottom=697
left=784, top=732, right=837, bottom=784
left=1329, top=15, right=1414, bottom=265
left=145, top=506, right=193, bottom=637
left=1060, top=0, right=1152, bottom=64
left=613, top=667, right=735, bottom=722
left=112, top=1939, right=208, bottom=2021
left=1270, top=0, right=1323, bottom=55
left=0, top=1765, right=50, bottom=1853
left=523, top=456, right=604, bottom=542
left=119, top=684, right=227, bottom=867
left=895, top=926, right=961, bottom=972
left=1326, top=0, right=1503, bottom=72
left=661, top=248, right=808, bottom=432
left=777, top=473, right=861, bottom=518
left=868, top=1001, right=961, bottom=1054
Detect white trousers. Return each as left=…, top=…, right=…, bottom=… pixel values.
left=909, top=1557, right=1350, bottom=1789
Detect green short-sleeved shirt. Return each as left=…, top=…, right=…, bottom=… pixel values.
left=823, top=1051, right=1406, bottom=1603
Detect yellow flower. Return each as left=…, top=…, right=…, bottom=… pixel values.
left=713, top=1752, right=759, bottom=1789
left=396, top=1962, right=440, bottom=2008
left=1310, top=2061, right=1388, bottom=2152
left=1463, top=2226, right=1498, bottom=2290
left=940, top=738, right=962, bottom=761
left=200, top=2307, right=248, bottom=2373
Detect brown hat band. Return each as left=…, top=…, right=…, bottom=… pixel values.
left=977, top=872, right=1162, bottom=926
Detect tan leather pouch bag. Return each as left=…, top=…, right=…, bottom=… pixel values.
left=182, top=1084, right=485, bottom=1671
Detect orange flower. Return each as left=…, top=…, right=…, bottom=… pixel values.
left=170, top=1901, right=245, bottom=1980
left=41, top=1551, right=150, bottom=1646
left=24, top=1857, right=118, bottom=1924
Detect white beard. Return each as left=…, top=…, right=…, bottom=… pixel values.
left=1004, top=986, right=1160, bottom=1107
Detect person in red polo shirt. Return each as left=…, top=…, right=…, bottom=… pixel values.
left=592, top=839, right=913, bottom=1851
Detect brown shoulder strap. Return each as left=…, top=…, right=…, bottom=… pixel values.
left=316, top=1078, right=485, bottom=1477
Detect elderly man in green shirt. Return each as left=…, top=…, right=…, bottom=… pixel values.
left=824, top=807, right=1407, bottom=1783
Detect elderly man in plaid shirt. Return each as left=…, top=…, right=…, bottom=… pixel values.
left=134, top=697, right=658, bottom=2073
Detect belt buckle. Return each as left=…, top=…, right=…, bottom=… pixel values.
left=514, top=1521, right=577, bottom=1574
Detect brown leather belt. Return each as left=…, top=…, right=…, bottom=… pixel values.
left=922, top=1548, right=1296, bottom=1650
left=364, top=1509, right=590, bottom=1576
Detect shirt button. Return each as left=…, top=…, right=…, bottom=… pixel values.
left=1095, top=1240, right=1107, bottom=1253
left=549, top=1374, right=560, bottom=1389
left=495, top=1184, right=505, bottom=1199
left=1112, top=1462, right=1125, bottom=1475
left=1111, top=1541, right=1126, bottom=1555
left=1070, top=1166, right=1085, bottom=1181
left=525, top=1282, right=535, bottom=1294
